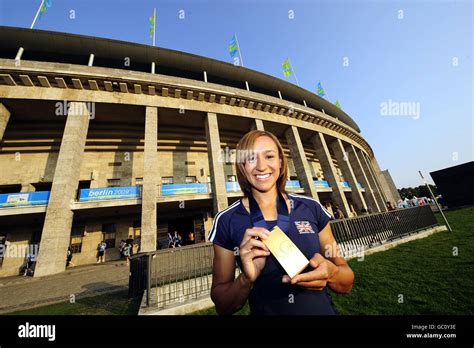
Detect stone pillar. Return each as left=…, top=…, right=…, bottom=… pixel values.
left=253, top=119, right=265, bottom=131
left=347, top=144, right=381, bottom=213
left=141, top=106, right=158, bottom=252
left=205, top=112, right=228, bottom=214
left=311, top=133, right=351, bottom=217
left=330, top=138, right=368, bottom=215
left=34, top=103, right=90, bottom=277
left=371, top=156, right=400, bottom=204
left=365, top=154, right=390, bottom=206
left=285, top=126, right=319, bottom=199
left=381, top=169, right=401, bottom=203
left=359, top=150, right=388, bottom=211
left=0, top=102, right=11, bottom=140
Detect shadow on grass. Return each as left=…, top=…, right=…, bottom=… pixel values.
left=7, top=290, right=142, bottom=316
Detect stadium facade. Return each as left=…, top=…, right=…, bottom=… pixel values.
left=0, top=27, right=399, bottom=278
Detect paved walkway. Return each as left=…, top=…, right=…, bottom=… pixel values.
left=0, top=260, right=129, bottom=314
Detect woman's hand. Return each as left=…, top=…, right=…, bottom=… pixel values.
left=239, top=227, right=271, bottom=284
left=281, top=253, right=339, bottom=291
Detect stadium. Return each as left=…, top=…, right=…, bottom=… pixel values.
left=0, top=26, right=400, bottom=278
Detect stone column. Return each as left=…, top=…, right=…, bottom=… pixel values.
left=359, top=150, right=388, bottom=211
left=285, top=126, right=319, bottom=199
left=371, top=157, right=400, bottom=204
left=366, top=154, right=390, bottom=207
left=253, top=119, right=265, bottom=131
left=311, top=133, right=351, bottom=217
left=0, top=102, right=11, bottom=140
left=205, top=112, right=228, bottom=215
left=140, top=106, right=158, bottom=252
left=34, top=102, right=90, bottom=277
left=330, top=138, right=368, bottom=214
left=347, top=144, right=381, bottom=213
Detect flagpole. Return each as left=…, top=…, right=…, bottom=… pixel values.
left=152, top=8, right=156, bottom=47
left=287, top=58, right=299, bottom=86
left=30, top=0, right=45, bottom=29
left=234, top=33, right=244, bottom=67
left=418, top=170, right=452, bottom=232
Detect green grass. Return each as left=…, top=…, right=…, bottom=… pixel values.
left=7, top=290, right=142, bottom=315
left=6, top=206, right=473, bottom=315
left=192, top=206, right=474, bottom=315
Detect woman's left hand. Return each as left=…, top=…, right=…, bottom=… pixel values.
left=281, top=253, right=339, bottom=291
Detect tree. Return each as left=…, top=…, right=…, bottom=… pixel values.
left=398, top=185, right=437, bottom=199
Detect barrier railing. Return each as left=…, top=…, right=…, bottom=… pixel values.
left=129, top=205, right=439, bottom=308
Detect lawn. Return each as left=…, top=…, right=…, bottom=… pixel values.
left=6, top=206, right=473, bottom=316
left=7, top=290, right=141, bottom=315
left=192, top=206, right=474, bottom=315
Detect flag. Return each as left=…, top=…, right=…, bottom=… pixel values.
left=335, top=100, right=341, bottom=109
left=149, top=12, right=155, bottom=39
left=39, top=0, right=53, bottom=18
left=282, top=59, right=292, bottom=77
left=316, top=82, right=325, bottom=97
left=294, top=221, right=315, bottom=234
left=229, top=35, right=238, bottom=58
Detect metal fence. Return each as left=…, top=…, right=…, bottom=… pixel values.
left=129, top=205, right=439, bottom=307
left=330, top=205, right=438, bottom=257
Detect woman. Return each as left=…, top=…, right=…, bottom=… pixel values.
left=96, top=241, right=106, bottom=263
left=209, top=130, right=354, bottom=315
left=122, top=242, right=132, bottom=266
left=66, top=246, right=75, bottom=268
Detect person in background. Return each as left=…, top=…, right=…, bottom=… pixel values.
left=66, top=246, right=75, bottom=268
left=122, top=241, right=132, bottom=266
left=199, top=224, right=205, bottom=242
left=386, top=201, right=395, bottom=211
left=333, top=205, right=344, bottom=219
left=168, top=232, right=175, bottom=248
left=119, top=240, right=126, bottom=259
left=188, top=231, right=195, bottom=245
left=173, top=231, right=182, bottom=247
left=97, top=241, right=107, bottom=263
left=23, top=252, right=35, bottom=276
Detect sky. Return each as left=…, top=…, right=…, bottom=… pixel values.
left=0, top=0, right=472, bottom=188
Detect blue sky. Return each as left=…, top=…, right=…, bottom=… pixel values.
left=0, top=0, right=472, bottom=188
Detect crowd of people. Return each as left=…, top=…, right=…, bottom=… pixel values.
left=395, top=195, right=442, bottom=209
left=167, top=230, right=195, bottom=248
left=328, top=194, right=441, bottom=219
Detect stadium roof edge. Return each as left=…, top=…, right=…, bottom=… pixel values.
left=0, top=25, right=361, bottom=132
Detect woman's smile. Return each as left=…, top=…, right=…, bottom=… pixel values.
left=254, top=173, right=272, bottom=181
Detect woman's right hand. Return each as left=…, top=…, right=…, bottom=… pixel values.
left=239, top=227, right=271, bottom=284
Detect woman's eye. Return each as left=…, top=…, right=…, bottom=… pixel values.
left=267, top=155, right=274, bottom=159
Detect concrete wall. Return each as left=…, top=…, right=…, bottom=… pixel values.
left=382, top=169, right=402, bottom=204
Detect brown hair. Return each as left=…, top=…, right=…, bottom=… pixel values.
left=235, top=130, right=288, bottom=196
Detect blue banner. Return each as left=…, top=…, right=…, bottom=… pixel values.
left=79, top=186, right=141, bottom=201
left=226, top=182, right=241, bottom=192
left=357, top=182, right=363, bottom=189
left=314, top=180, right=330, bottom=188
left=285, top=180, right=301, bottom=190
left=340, top=181, right=350, bottom=188
left=161, top=183, right=209, bottom=196
left=0, top=191, right=50, bottom=208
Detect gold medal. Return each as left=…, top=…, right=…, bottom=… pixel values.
left=263, top=226, right=309, bottom=278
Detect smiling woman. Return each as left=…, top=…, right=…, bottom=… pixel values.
left=208, top=130, right=355, bottom=315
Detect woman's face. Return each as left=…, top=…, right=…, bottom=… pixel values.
left=244, top=136, right=281, bottom=193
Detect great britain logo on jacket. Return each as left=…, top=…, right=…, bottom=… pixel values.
left=294, top=221, right=315, bottom=234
